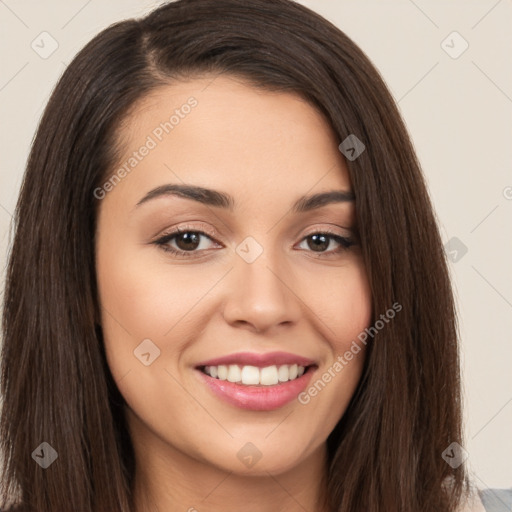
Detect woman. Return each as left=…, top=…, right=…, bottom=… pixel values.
left=0, top=0, right=506, bottom=510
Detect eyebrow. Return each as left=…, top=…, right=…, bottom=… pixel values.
left=134, top=184, right=355, bottom=214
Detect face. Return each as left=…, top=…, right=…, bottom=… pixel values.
left=95, top=75, right=372, bottom=478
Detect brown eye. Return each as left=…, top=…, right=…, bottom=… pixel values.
left=173, top=231, right=202, bottom=251
left=153, top=226, right=354, bottom=259
left=306, top=233, right=330, bottom=252
left=155, top=229, right=218, bottom=256
left=298, top=232, right=354, bottom=255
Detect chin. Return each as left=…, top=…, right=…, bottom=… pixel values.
left=198, top=436, right=320, bottom=477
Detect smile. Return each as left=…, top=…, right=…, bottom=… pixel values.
left=194, top=352, right=318, bottom=411
left=201, top=363, right=306, bottom=385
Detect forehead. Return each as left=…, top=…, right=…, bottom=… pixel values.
left=107, top=74, right=352, bottom=211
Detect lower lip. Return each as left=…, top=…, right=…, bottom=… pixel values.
left=196, top=367, right=316, bottom=411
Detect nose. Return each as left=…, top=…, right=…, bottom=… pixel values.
left=222, top=249, right=303, bottom=334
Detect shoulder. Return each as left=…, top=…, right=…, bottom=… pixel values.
left=456, top=487, right=512, bottom=512
left=478, top=488, right=512, bottom=512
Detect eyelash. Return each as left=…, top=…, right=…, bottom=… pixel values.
left=153, top=223, right=356, bottom=259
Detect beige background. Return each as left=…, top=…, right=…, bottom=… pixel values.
left=0, top=0, right=511, bottom=490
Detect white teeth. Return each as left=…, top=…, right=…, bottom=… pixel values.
left=202, top=363, right=307, bottom=385
left=217, top=365, right=228, bottom=380
left=260, top=365, right=279, bottom=385
left=277, top=365, right=289, bottom=382
left=241, top=365, right=260, bottom=385
left=227, top=364, right=241, bottom=382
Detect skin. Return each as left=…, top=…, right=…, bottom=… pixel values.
left=95, top=74, right=372, bottom=512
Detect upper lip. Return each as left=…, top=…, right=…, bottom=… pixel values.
left=195, top=351, right=316, bottom=368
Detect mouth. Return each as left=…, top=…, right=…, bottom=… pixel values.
left=194, top=352, right=318, bottom=411
left=198, top=363, right=316, bottom=386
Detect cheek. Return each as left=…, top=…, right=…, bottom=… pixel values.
left=294, top=260, right=372, bottom=423
left=94, top=217, right=201, bottom=386
left=95, top=235, right=215, bottom=345
left=308, top=260, right=373, bottom=352
left=95, top=238, right=212, bottom=434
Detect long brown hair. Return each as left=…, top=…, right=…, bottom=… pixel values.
left=0, top=0, right=469, bottom=510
